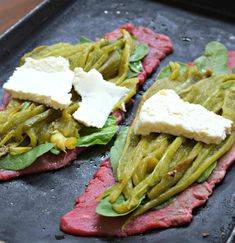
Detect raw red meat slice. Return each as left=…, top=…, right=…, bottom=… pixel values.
left=0, top=149, right=82, bottom=181
left=60, top=145, right=235, bottom=236
left=0, top=24, right=172, bottom=181
left=60, top=51, right=235, bottom=236
left=228, top=51, right=235, bottom=71
left=0, top=91, right=10, bottom=111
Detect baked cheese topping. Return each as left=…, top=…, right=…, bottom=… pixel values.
left=134, top=89, right=233, bottom=144
left=72, top=68, right=129, bottom=128
left=3, top=57, right=74, bottom=110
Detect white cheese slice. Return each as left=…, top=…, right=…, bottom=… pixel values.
left=3, top=57, right=73, bottom=109
left=134, top=89, right=233, bottom=144
left=72, top=68, right=129, bottom=128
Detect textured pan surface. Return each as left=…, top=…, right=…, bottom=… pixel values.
left=0, top=0, right=235, bottom=242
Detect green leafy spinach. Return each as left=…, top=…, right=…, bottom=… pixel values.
left=77, top=116, right=118, bottom=147
left=96, top=194, right=144, bottom=217
left=157, top=62, right=188, bottom=80
left=0, top=143, right=54, bottom=171
left=194, top=41, right=228, bottom=75
left=110, top=127, right=129, bottom=179
left=127, top=43, right=149, bottom=78
left=129, top=43, right=149, bottom=62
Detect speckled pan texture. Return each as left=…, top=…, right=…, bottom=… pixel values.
left=0, top=0, right=235, bottom=242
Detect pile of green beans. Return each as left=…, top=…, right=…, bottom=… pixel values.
left=100, top=63, right=235, bottom=220
left=0, top=30, right=139, bottom=157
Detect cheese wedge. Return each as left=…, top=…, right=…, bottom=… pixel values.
left=134, top=89, right=232, bottom=144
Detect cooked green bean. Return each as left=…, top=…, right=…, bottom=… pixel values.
left=109, top=30, right=132, bottom=85
left=112, top=137, right=185, bottom=213
left=98, top=50, right=121, bottom=79
left=0, top=104, right=46, bottom=135
left=102, top=39, right=124, bottom=54
left=132, top=135, right=169, bottom=185
left=92, top=53, right=110, bottom=70
left=109, top=137, right=149, bottom=203
left=129, top=133, right=235, bottom=219
left=84, top=45, right=102, bottom=71
left=147, top=142, right=203, bottom=199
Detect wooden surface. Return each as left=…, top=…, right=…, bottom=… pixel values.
left=0, top=0, right=43, bottom=34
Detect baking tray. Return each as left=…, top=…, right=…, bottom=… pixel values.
left=0, top=0, right=235, bottom=242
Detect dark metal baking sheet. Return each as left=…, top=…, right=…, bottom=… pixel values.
left=0, top=0, right=235, bottom=242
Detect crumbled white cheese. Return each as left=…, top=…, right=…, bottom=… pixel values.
left=134, top=89, right=233, bottom=144
left=72, top=68, right=129, bottom=128
left=3, top=57, right=73, bottom=109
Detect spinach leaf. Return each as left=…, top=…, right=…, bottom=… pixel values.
left=194, top=41, right=228, bottom=75
left=110, top=127, right=129, bottom=179
left=127, top=61, right=143, bottom=79
left=129, top=43, right=149, bottom=62
left=197, top=161, right=217, bottom=183
left=126, top=43, right=149, bottom=79
left=79, top=36, right=93, bottom=44
left=0, top=143, right=54, bottom=171
left=129, top=60, right=143, bottom=73
left=157, top=62, right=188, bottom=80
left=96, top=194, right=144, bottom=217
left=126, top=69, right=138, bottom=79
left=77, top=116, right=118, bottom=147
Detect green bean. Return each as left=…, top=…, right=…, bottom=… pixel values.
left=26, top=128, right=37, bottom=147
left=168, top=62, right=181, bottom=80
left=98, top=50, right=121, bottom=80
left=109, top=30, right=132, bottom=84
left=147, top=142, right=203, bottom=199
left=129, top=133, right=235, bottom=220
left=75, top=44, right=94, bottom=69
left=21, top=45, right=47, bottom=64
left=102, top=39, right=124, bottom=53
left=109, top=137, right=149, bottom=203
left=21, top=42, right=91, bottom=64
left=132, top=135, right=169, bottom=185
left=123, top=180, right=134, bottom=199
left=60, top=43, right=92, bottom=58
left=21, top=43, right=71, bottom=62
left=179, top=144, right=213, bottom=181
left=116, top=127, right=140, bottom=180
left=84, top=45, right=102, bottom=71
left=0, top=105, right=46, bottom=135
left=9, top=146, right=32, bottom=155
left=0, top=132, right=14, bottom=146
left=91, top=53, right=110, bottom=70
left=168, top=140, right=195, bottom=170
left=23, top=109, right=55, bottom=129
left=222, top=88, right=235, bottom=128
left=112, top=137, right=184, bottom=213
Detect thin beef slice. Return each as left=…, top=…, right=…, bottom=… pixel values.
left=60, top=51, right=235, bottom=236
left=60, top=145, right=235, bottom=237
left=0, top=24, right=173, bottom=181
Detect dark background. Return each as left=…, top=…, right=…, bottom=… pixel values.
left=0, top=0, right=235, bottom=242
